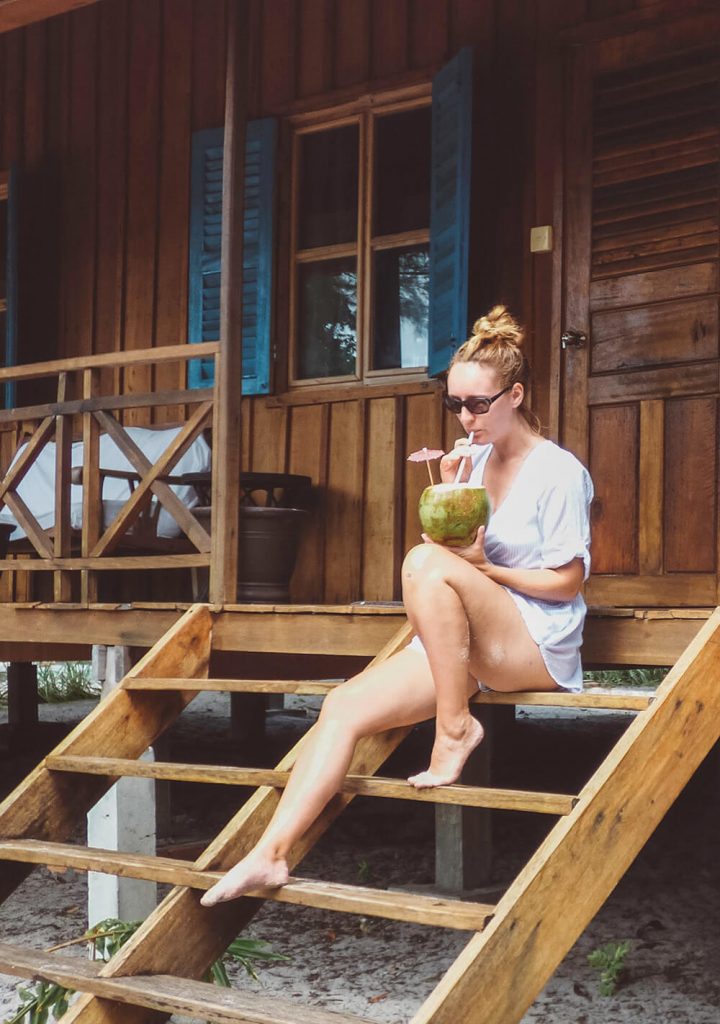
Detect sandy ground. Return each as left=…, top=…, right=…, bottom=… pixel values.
left=1, top=692, right=719, bottom=1023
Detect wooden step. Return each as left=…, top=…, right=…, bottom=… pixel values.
left=124, top=675, right=654, bottom=710
left=0, top=840, right=494, bottom=930
left=0, top=942, right=373, bottom=1024
left=473, top=689, right=653, bottom=711
left=123, top=676, right=338, bottom=694
left=46, top=755, right=578, bottom=815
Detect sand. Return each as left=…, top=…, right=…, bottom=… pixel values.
left=1, top=693, right=719, bottom=1023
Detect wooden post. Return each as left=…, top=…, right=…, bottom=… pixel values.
left=81, top=369, right=101, bottom=604
left=209, top=0, right=248, bottom=605
left=87, top=646, right=158, bottom=924
left=6, top=662, right=38, bottom=732
left=54, top=373, right=73, bottom=602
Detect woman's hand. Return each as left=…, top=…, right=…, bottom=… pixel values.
left=454, top=525, right=492, bottom=571
left=439, top=438, right=475, bottom=483
left=422, top=526, right=492, bottom=572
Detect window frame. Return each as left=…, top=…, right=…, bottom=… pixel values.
left=288, top=83, right=432, bottom=390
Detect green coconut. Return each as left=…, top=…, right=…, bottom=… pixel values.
left=418, top=483, right=490, bottom=547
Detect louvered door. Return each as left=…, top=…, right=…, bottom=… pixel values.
left=561, top=16, right=720, bottom=608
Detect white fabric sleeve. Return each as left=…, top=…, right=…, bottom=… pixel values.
left=537, top=463, right=593, bottom=579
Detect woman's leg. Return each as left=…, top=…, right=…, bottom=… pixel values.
left=201, top=647, right=457, bottom=907
left=402, top=543, right=556, bottom=789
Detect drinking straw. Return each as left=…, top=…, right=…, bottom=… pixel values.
left=423, top=447, right=435, bottom=486
left=453, top=431, right=475, bottom=483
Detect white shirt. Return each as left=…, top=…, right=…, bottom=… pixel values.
left=468, top=439, right=593, bottom=692
left=408, top=439, right=593, bottom=692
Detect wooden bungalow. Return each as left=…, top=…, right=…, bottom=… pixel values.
left=0, top=1, right=720, bottom=1022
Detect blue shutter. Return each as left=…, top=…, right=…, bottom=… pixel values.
left=188, top=128, right=223, bottom=388
left=4, top=166, right=18, bottom=409
left=188, top=120, right=276, bottom=395
left=241, top=119, right=276, bottom=395
left=428, top=47, right=473, bottom=378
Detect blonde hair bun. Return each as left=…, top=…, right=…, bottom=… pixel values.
left=449, top=305, right=542, bottom=434
left=470, top=305, right=524, bottom=349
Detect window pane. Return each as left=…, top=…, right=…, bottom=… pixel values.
left=372, top=246, right=429, bottom=370
left=298, top=126, right=359, bottom=249
left=374, top=107, right=431, bottom=236
left=297, top=259, right=357, bottom=379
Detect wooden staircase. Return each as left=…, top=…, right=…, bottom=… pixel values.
left=1, top=602, right=719, bottom=1024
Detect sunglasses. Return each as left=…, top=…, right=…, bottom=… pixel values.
left=442, top=384, right=514, bottom=416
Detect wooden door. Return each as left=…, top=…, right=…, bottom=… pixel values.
left=561, top=12, right=720, bottom=608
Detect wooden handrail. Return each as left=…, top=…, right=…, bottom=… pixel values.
left=0, top=342, right=219, bottom=382
left=0, top=387, right=214, bottom=426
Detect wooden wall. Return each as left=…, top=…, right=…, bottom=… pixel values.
left=0, top=0, right=686, bottom=604
left=0, top=0, right=228, bottom=403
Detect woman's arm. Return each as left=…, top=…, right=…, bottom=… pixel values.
left=437, top=526, right=585, bottom=602
left=479, top=557, right=584, bottom=602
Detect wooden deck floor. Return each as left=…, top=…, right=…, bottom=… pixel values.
left=0, top=601, right=711, bottom=666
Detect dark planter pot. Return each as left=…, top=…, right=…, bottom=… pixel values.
left=238, top=506, right=308, bottom=603
left=194, top=505, right=308, bottom=603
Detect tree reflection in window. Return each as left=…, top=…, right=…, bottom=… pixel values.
left=373, top=247, right=429, bottom=370
left=297, top=260, right=357, bottom=379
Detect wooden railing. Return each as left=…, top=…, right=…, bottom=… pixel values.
left=0, top=343, right=220, bottom=605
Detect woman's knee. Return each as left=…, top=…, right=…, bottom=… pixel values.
left=402, top=543, right=454, bottom=589
left=317, top=682, right=365, bottom=737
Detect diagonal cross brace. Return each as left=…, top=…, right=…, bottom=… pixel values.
left=91, top=406, right=213, bottom=555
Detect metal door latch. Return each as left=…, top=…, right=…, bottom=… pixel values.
left=561, top=329, right=587, bottom=349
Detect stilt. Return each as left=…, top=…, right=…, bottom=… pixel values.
left=87, top=646, right=157, bottom=924
left=7, top=662, right=39, bottom=736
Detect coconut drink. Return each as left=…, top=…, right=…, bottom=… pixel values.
left=418, top=482, right=490, bottom=546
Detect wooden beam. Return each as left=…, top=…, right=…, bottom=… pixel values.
left=412, top=608, right=720, bottom=1024
left=0, top=555, right=210, bottom=570
left=93, top=409, right=212, bottom=553
left=0, top=838, right=493, bottom=930
left=0, top=944, right=373, bottom=1024
left=212, top=610, right=409, bottom=655
left=0, top=605, right=706, bottom=665
left=0, top=416, right=54, bottom=501
left=121, top=675, right=652, bottom=711
left=46, top=756, right=578, bottom=815
left=0, top=342, right=218, bottom=382
left=0, top=643, right=91, bottom=661
left=0, top=0, right=100, bottom=34
left=89, top=404, right=213, bottom=556
left=582, top=610, right=707, bottom=667
left=209, top=0, right=248, bottom=604
left=0, top=387, right=213, bottom=425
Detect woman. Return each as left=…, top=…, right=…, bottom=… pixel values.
left=201, top=305, right=593, bottom=907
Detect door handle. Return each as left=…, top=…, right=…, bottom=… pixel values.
left=561, top=329, right=587, bottom=350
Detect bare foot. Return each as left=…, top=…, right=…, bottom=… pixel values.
left=200, top=849, right=289, bottom=907
left=407, top=715, right=484, bottom=789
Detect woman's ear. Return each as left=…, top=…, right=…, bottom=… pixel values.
left=511, top=383, right=524, bottom=407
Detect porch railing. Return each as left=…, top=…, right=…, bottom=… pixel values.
left=0, top=343, right=220, bottom=605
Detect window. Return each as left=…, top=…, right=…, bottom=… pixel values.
left=187, top=47, right=473, bottom=394
left=290, top=95, right=432, bottom=385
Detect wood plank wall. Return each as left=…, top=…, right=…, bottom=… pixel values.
left=0, top=0, right=663, bottom=604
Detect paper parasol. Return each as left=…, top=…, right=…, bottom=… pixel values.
left=407, top=447, right=445, bottom=485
